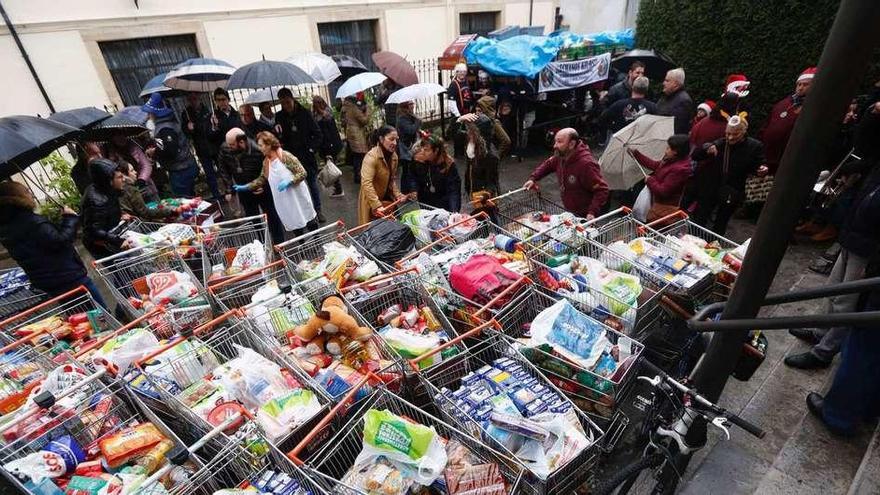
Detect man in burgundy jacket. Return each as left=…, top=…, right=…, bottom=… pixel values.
left=523, top=128, right=610, bottom=220
left=760, top=67, right=815, bottom=175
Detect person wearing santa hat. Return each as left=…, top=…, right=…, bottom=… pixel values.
left=695, top=100, right=715, bottom=124
left=759, top=67, right=816, bottom=176
left=725, top=74, right=751, bottom=98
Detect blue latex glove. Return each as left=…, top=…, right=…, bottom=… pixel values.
left=277, top=179, right=293, bottom=192
left=233, top=184, right=250, bottom=193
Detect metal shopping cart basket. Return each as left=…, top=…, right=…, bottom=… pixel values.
left=492, top=287, right=642, bottom=447
left=200, top=214, right=273, bottom=287
left=0, top=285, right=121, bottom=364
left=208, top=260, right=292, bottom=313
left=132, top=309, right=332, bottom=454
left=410, top=322, right=605, bottom=495
left=640, top=210, right=743, bottom=302
left=94, top=242, right=214, bottom=339
left=340, top=269, right=468, bottom=406
left=0, top=268, right=47, bottom=322
left=0, top=366, right=214, bottom=494
left=484, top=187, right=567, bottom=226
left=287, top=377, right=524, bottom=495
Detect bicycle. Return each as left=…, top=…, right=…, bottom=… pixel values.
left=592, top=359, right=765, bottom=495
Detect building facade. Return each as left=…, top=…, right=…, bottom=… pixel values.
left=1, top=0, right=559, bottom=117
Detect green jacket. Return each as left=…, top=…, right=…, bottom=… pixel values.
left=119, top=182, right=167, bottom=220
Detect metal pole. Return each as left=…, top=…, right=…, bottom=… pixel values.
left=529, top=0, right=535, bottom=26
left=0, top=0, right=55, bottom=113
left=688, top=0, right=880, bottom=431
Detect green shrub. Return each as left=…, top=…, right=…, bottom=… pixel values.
left=36, top=151, right=81, bottom=223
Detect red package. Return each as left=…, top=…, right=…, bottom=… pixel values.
left=67, top=313, right=89, bottom=326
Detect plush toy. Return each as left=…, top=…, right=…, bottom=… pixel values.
left=293, top=295, right=374, bottom=354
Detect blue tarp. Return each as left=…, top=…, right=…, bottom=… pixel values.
left=463, top=29, right=635, bottom=78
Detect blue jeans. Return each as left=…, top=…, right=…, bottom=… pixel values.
left=49, top=276, right=107, bottom=309
left=304, top=162, right=321, bottom=213
left=199, top=155, right=221, bottom=199
left=822, top=324, right=880, bottom=433
left=169, top=162, right=198, bottom=197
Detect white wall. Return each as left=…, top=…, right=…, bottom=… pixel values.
left=384, top=6, right=449, bottom=61
left=0, top=35, right=52, bottom=116
left=503, top=1, right=554, bottom=33
left=559, top=0, right=637, bottom=34
left=203, top=15, right=315, bottom=67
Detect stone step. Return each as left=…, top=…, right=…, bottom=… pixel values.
left=848, top=423, right=880, bottom=495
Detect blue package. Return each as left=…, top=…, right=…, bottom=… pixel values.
left=467, top=387, right=494, bottom=407
left=44, top=435, right=86, bottom=474
left=461, top=372, right=481, bottom=387
left=475, top=365, right=494, bottom=376
left=525, top=400, right=548, bottom=416
left=474, top=403, right=494, bottom=422
left=594, top=353, right=618, bottom=377
left=510, top=387, right=537, bottom=413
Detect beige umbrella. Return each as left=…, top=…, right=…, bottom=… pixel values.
left=599, top=115, right=675, bottom=190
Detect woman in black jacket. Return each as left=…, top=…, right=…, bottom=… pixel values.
left=312, top=95, right=345, bottom=198
left=691, top=116, right=768, bottom=235
left=0, top=181, right=106, bottom=307
left=411, top=134, right=462, bottom=212
left=81, top=158, right=128, bottom=260
left=396, top=101, right=422, bottom=193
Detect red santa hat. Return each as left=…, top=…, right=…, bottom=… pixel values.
left=725, top=74, right=750, bottom=97
left=797, top=67, right=817, bottom=83
left=697, top=100, right=716, bottom=115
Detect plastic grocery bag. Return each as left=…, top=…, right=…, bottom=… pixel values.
left=529, top=299, right=611, bottom=368
left=581, top=257, right=642, bottom=316
left=353, top=219, right=417, bottom=266
left=318, top=157, right=343, bottom=189
left=91, top=327, right=161, bottom=373
left=632, top=186, right=652, bottom=222
left=353, top=409, right=448, bottom=486
left=230, top=240, right=267, bottom=273
left=146, top=271, right=198, bottom=304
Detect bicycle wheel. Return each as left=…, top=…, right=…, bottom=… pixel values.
left=594, top=453, right=666, bottom=495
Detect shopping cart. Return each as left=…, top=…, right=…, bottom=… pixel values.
left=0, top=366, right=214, bottom=494
left=641, top=210, right=743, bottom=301
left=410, top=324, right=605, bottom=495
left=484, top=187, right=567, bottom=227
left=94, top=242, right=214, bottom=339
left=208, top=260, right=290, bottom=312
left=201, top=214, right=273, bottom=286
left=340, top=269, right=468, bottom=406
left=0, top=268, right=47, bottom=322
left=276, top=221, right=394, bottom=292
left=492, top=288, right=644, bottom=422
left=132, top=309, right=332, bottom=454
left=0, top=285, right=121, bottom=365
left=288, top=376, right=524, bottom=494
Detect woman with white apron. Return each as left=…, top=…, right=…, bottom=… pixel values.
left=244, top=131, right=317, bottom=237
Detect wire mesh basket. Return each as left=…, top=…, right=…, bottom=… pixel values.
left=485, top=188, right=568, bottom=229
left=0, top=285, right=120, bottom=366
left=0, top=268, right=47, bottom=322
left=0, top=367, right=214, bottom=495
left=132, top=310, right=332, bottom=456
left=207, top=260, right=291, bottom=314
left=200, top=214, right=273, bottom=287
left=94, top=242, right=214, bottom=339
left=492, top=287, right=645, bottom=423
left=340, top=269, right=468, bottom=407
left=411, top=327, right=605, bottom=495
left=289, top=381, right=525, bottom=495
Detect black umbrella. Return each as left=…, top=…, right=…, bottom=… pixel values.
left=611, top=49, right=677, bottom=81
left=332, top=54, right=369, bottom=78
left=226, top=59, right=316, bottom=90
left=48, top=107, right=111, bottom=129
left=85, top=113, right=149, bottom=142
left=0, top=116, right=81, bottom=181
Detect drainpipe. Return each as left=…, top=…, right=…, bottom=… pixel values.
left=0, top=0, right=55, bottom=113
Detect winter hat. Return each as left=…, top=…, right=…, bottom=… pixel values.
left=726, top=113, right=749, bottom=131
left=454, top=63, right=468, bottom=74
left=797, top=67, right=817, bottom=83
left=141, top=93, right=173, bottom=118
left=725, top=74, right=750, bottom=97
left=697, top=100, right=716, bottom=115
left=0, top=181, right=36, bottom=212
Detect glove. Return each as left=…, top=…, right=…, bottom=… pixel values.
left=233, top=184, right=250, bottom=193
left=277, top=180, right=293, bottom=192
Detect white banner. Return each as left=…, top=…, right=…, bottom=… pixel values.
left=538, top=53, right=611, bottom=93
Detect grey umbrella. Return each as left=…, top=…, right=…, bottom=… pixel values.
left=85, top=113, right=149, bottom=142
left=226, top=59, right=316, bottom=90
left=611, top=49, right=676, bottom=81
left=48, top=107, right=111, bottom=129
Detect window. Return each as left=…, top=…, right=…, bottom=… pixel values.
left=460, top=12, right=498, bottom=37
left=318, top=20, right=378, bottom=71
left=99, top=34, right=200, bottom=106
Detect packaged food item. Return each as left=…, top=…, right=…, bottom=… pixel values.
left=98, top=422, right=165, bottom=468
left=43, top=435, right=86, bottom=475
left=3, top=451, right=68, bottom=482
left=135, top=438, right=174, bottom=475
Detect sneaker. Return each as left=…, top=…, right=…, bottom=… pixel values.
left=329, top=190, right=345, bottom=198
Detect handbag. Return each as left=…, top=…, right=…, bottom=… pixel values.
left=744, top=175, right=774, bottom=204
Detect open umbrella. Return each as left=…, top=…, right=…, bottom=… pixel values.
left=385, top=83, right=445, bottom=104
left=286, top=52, right=342, bottom=84
left=599, top=115, right=674, bottom=190
left=48, top=107, right=111, bottom=129
left=164, top=57, right=236, bottom=92
left=140, top=72, right=186, bottom=99
left=372, top=51, right=419, bottom=87
left=335, top=72, right=387, bottom=99
left=116, top=106, right=150, bottom=125
left=226, top=59, right=315, bottom=90
left=331, top=54, right=369, bottom=78
left=0, top=115, right=81, bottom=181
left=611, top=49, right=676, bottom=81
left=85, top=113, right=149, bottom=142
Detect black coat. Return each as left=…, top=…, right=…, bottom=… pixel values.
left=692, top=137, right=765, bottom=194
left=657, top=88, right=695, bottom=134
left=275, top=104, right=323, bottom=170
left=208, top=108, right=242, bottom=151
left=412, top=159, right=462, bottom=212
left=314, top=110, right=343, bottom=158
left=180, top=103, right=214, bottom=159
left=81, top=159, right=124, bottom=258
left=0, top=207, right=87, bottom=295
left=216, top=138, right=265, bottom=194
left=840, top=166, right=880, bottom=258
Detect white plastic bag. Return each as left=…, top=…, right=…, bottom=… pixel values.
left=318, top=157, right=343, bottom=188
left=230, top=240, right=267, bottom=273
left=632, top=186, right=652, bottom=222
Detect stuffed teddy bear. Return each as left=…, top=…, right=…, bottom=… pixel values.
left=294, top=296, right=373, bottom=355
